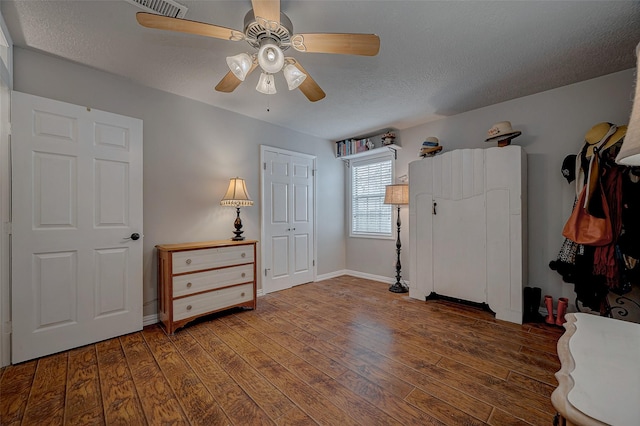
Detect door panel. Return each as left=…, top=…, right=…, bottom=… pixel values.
left=262, top=148, right=315, bottom=293
left=433, top=196, right=487, bottom=303
left=33, top=251, right=77, bottom=328
left=11, top=91, right=143, bottom=363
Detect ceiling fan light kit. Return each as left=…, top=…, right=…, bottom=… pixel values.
left=283, top=63, right=306, bottom=90
left=256, top=72, right=277, bottom=95
left=257, top=39, right=285, bottom=74
left=135, top=0, right=380, bottom=102
left=226, top=53, right=253, bottom=81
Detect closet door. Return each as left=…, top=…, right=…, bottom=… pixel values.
left=433, top=197, right=486, bottom=303
left=261, top=146, right=315, bottom=293
left=431, top=149, right=487, bottom=303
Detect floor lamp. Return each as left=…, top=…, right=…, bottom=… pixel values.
left=220, top=177, right=253, bottom=241
left=384, top=184, right=409, bottom=293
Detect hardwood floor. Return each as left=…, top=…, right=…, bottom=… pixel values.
left=0, top=276, right=564, bottom=425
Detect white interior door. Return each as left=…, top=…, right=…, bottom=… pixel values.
left=261, top=147, right=315, bottom=293
left=11, top=91, right=143, bottom=363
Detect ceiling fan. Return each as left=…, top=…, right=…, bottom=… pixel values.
left=136, top=0, right=380, bottom=102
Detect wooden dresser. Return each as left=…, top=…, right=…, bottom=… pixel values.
left=156, top=239, right=257, bottom=334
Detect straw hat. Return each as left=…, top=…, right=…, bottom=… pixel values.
left=484, top=121, right=521, bottom=142
left=584, top=122, right=627, bottom=158
left=420, top=137, right=443, bottom=156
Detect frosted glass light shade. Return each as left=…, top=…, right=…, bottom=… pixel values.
left=257, top=40, right=285, bottom=74
left=226, top=53, right=252, bottom=81
left=383, top=184, right=409, bottom=205
left=616, top=41, right=640, bottom=166
left=283, top=64, right=307, bottom=90
left=256, top=72, right=277, bottom=94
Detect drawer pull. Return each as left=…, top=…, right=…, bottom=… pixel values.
left=241, top=252, right=246, bottom=258
left=241, top=272, right=246, bottom=278
left=186, top=305, right=192, bottom=311
left=241, top=292, right=245, bottom=297
left=186, top=259, right=192, bottom=265
left=186, top=282, right=192, bottom=288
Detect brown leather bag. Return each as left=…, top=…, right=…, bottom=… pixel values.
left=562, top=184, right=612, bottom=246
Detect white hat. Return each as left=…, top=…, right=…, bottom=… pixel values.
left=485, top=121, right=521, bottom=142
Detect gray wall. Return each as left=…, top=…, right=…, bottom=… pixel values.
left=13, top=47, right=637, bottom=315
left=13, top=47, right=346, bottom=317
left=347, top=69, right=635, bottom=302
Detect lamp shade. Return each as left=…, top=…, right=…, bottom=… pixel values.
left=616, top=41, right=640, bottom=166
left=220, top=177, right=254, bottom=207
left=283, top=64, right=307, bottom=90
left=384, top=184, right=409, bottom=205
left=256, top=72, right=277, bottom=94
left=257, top=39, right=285, bottom=74
left=226, top=53, right=253, bottom=81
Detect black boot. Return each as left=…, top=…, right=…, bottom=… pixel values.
left=523, top=287, right=533, bottom=322
left=523, top=287, right=544, bottom=323
left=531, top=287, right=544, bottom=322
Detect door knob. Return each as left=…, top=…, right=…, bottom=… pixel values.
left=125, top=233, right=141, bottom=240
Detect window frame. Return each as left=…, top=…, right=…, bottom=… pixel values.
left=348, top=152, right=395, bottom=239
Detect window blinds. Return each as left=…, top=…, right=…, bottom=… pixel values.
left=352, top=158, right=393, bottom=236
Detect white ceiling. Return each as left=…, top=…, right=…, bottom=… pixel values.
left=3, top=1, right=640, bottom=141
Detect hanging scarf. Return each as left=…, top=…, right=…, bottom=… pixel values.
left=593, top=166, right=623, bottom=286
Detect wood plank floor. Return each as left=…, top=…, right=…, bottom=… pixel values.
left=0, top=276, right=564, bottom=425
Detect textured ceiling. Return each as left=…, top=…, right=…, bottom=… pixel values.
left=3, top=1, right=640, bottom=141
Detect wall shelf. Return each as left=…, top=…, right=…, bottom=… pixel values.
left=339, top=144, right=402, bottom=162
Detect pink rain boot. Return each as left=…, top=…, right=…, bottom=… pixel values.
left=544, top=295, right=555, bottom=325
left=555, top=297, right=568, bottom=326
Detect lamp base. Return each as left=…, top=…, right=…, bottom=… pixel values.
left=388, top=282, right=408, bottom=293
left=231, top=206, right=245, bottom=241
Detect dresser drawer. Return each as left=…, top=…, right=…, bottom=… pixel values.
left=173, top=264, right=254, bottom=298
left=172, top=245, right=254, bottom=274
left=173, top=283, right=254, bottom=321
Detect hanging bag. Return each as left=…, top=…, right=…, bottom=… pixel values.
left=561, top=126, right=616, bottom=246
left=562, top=184, right=612, bottom=246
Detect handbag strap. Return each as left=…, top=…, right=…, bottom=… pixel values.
left=577, top=124, right=618, bottom=200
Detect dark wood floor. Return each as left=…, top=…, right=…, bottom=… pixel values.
left=0, top=276, right=564, bottom=425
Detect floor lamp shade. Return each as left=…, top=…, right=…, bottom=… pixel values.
left=220, top=177, right=253, bottom=240
left=616, top=41, right=640, bottom=166
left=384, top=184, right=409, bottom=205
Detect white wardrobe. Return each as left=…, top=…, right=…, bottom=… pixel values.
left=408, top=145, right=527, bottom=324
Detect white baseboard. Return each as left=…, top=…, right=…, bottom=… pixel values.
left=143, top=314, right=159, bottom=327
left=316, top=269, right=410, bottom=288
left=315, top=269, right=349, bottom=281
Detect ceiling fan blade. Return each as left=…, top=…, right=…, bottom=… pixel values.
left=136, top=12, right=245, bottom=41
left=251, top=0, right=281, bottom=24
left=291, top=33, right=380, bottom=56
left=215, top=63, right=258, bottom=93
left=292, top=61, right=326, bottom=102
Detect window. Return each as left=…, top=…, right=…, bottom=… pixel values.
left=350, top=154, right=394, bottom=237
